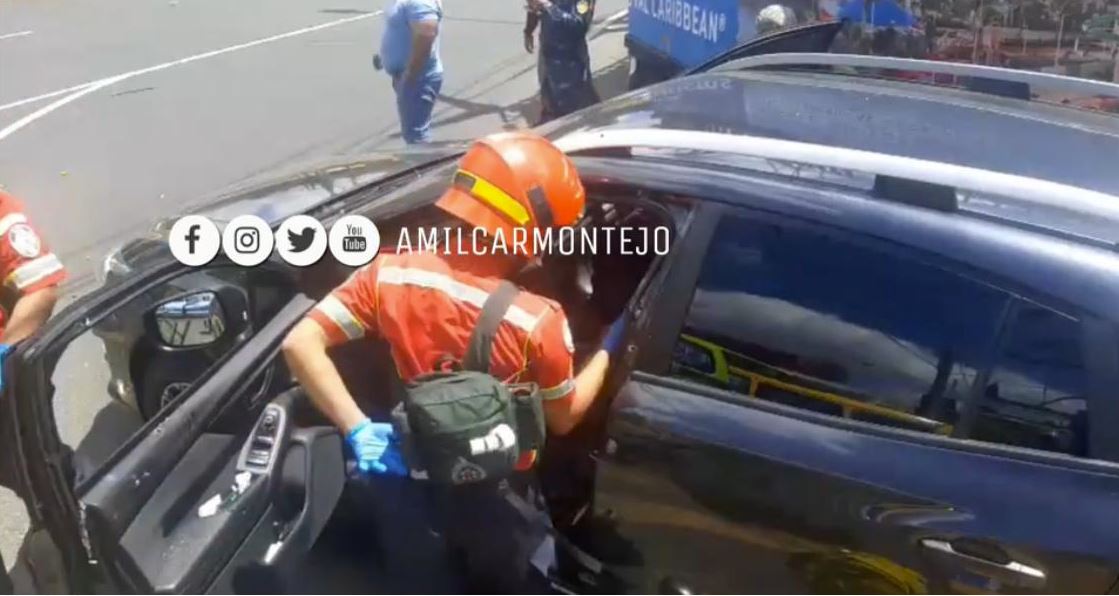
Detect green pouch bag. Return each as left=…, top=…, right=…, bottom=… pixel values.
left=392, top=281, right=546, bottom=485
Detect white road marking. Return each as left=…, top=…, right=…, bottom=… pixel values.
left=597, top=8, right=628, bottom=30
left=0, top=76, right=125, bottom=141
left=0, top=12, right=379, bottom=138
left=0, top=30, right=33, bottom=41
left=0, top=83, right=99, bottom=113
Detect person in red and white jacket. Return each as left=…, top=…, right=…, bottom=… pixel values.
left=0, top=190, right=65, bottom=593
left=0, top=190, right=66, bottom=360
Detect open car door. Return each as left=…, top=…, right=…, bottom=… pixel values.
left=1, top=258, right=345, bottom=593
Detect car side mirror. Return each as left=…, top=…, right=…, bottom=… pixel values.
left=144, top=288, right=247, bottom=349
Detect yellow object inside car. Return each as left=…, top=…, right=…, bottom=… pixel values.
left=674, top=334, right=953, bottom=435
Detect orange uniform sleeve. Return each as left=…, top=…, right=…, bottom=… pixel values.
left=307, top=260, right=381, bottom=345
left=0, top=195, right=66, bottom=296
left=529, top=308, right=576, bottom=402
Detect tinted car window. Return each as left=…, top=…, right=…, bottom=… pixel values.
left=671, top=212, right=1009, bottom=434
left=972, top=303, right=1089, bottom=457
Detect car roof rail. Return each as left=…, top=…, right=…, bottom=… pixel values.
left=556, top=128, right=1119, bottom=246
left=707, top=52, right=1119, bottom=103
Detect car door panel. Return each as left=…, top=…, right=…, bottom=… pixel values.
left=597, top=373, right=1119, bottom=594
left=79, top=296, right=347, bottom=593
left=267, top=425, right=346, bottom=562
left=80, top=296, right=311, bottom=536
left=115, top=433, right=269, bottom=593
left=1, top=261, right=214, bottom=590
left=8, top=257, right=351, bottom=593
left=204, top=422, right=346, bottom=595
left=107, top=420, right=344, bottom=594
left=87, top=388, right=342, bottom=593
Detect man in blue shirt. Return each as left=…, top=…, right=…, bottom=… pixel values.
left=380, top=0, right=443, bottom=144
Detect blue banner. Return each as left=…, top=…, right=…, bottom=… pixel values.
left=628, top=0, right=741, bottom=69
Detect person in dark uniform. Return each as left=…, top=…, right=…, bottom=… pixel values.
left=524, top=0, right=600, bottom=124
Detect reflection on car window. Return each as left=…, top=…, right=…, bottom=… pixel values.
left=972, top=303, right=1089, bottom=457
left=361, top=161, right=457, bottom=222
left=52, top=267, right=293, bottom=489
left=769, top=6, right=1118, bottom=114
left=671, top=212, right=1009, bottom=435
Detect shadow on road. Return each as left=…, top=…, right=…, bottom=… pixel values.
left=444, top=16, right=526, bottom=26
left=319, top=8, right=374, bottom=15
left=381, top=55, right=631, bottom=143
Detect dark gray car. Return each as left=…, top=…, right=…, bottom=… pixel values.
left=4, top=53, right=1119, bottom=594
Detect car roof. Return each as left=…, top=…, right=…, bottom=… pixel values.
left=572, top=153, right=1119, bottom=321
left=539, top=69, right=1119, bottom=196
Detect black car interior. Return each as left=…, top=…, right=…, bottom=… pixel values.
left=43, top=183, right=676, bottom=593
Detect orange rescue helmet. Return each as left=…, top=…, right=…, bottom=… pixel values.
left=436, top=132, right=585, bottom=258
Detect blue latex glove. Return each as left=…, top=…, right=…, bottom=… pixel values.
left=347, top=418, right=408, bottom=476
left=0, top=344, right=12, bottom=392
left=378, top=441, right=409, bottom=477
left=601, top=316, right=628, bottom=355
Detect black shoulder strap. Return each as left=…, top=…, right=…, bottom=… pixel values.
left=463, top=280, right=520, bottom=373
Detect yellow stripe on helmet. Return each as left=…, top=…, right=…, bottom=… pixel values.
left=454, top=169, right=531, bottom=226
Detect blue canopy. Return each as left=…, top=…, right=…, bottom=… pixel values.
left=838, top=0, right=916, bottom=27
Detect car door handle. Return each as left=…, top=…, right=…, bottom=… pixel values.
left=919, top=538, right=1046, bottom=586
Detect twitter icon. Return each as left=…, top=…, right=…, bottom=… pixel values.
left=277, top=215, right=327, bottom=267
left=288, top=227, right=317, bottom=253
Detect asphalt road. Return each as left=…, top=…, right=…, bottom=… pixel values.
left=0, top=0, right=630, bottom=585
left=0, top=0, right=627, bottom=288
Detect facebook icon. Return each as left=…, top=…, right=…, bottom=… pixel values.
left=185, top=224, right=201, bottom=254
left=169, top=216, right=220, bottom=266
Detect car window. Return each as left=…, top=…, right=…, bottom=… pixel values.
left=52, top=266, right=293, bottom=488
left=971, top=302, right=1090, bottom=457
left=669, top=212, right=1009, bottom=435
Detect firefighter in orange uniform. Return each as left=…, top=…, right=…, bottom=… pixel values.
left=282, top=132, right=624, bottom=591
left=0, top=191, right=66, bottom=373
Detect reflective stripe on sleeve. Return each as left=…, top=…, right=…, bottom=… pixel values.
left=377, top=266, right=543, bottom=334
left=314, top=295, right=365, bottom=340
left=539, top=379, right=575, bottom=401
left=0, top=213, right=27, bottom=236
left=6, top=254, right=63, bottom=290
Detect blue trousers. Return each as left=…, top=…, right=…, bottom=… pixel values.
left=392, top=71, right=443, bottom=144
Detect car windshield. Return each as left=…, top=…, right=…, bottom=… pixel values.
left=541, top=3, right=1119, bottom=147
left=539, top=16, right=1119, bottom=201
